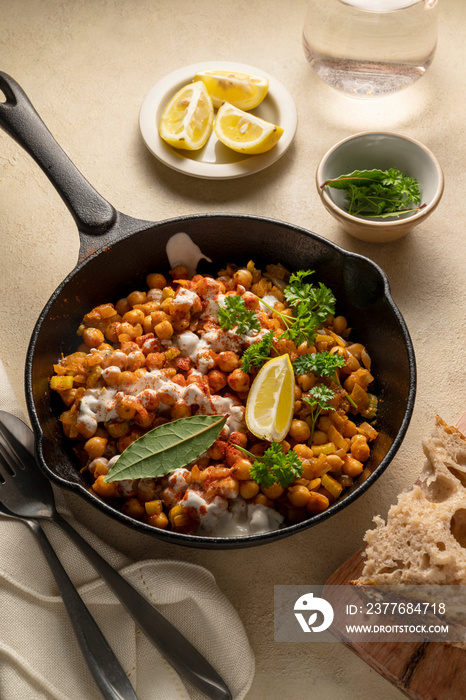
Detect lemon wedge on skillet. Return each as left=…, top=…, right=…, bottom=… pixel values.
left=245, top=354, right=294, bottom=442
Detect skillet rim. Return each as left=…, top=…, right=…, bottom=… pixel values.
left=25, top=212, right=417, bottom=549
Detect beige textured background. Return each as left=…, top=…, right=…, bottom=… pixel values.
left=1, top=1, right=465, bottom=698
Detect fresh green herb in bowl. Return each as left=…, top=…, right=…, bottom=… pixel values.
left=316, top=131, right=444, bottom=243
left=321, top=167, right=424, bottom=219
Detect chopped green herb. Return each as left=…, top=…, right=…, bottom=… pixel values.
left=248, top=442, right=304, bottom=489
left=217, top=295, right=261, bottom=335
left=259, top=270, right=336, bottom=346
left=241, top=330, right=276, bottom=373
left=302, top=384, right=336, bottom=442
left=293, top=351, right=345, bottom=383
left=322, top=168, right=423, bottom=218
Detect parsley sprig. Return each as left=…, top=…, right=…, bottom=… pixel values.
left=294, top=350, right=357, bottom=409
left=322, top=168, right=423, bottom=218
left=293, top=350, right=344, bottom=383
left=240, top=442, right=303, bottom=489
left=217, top=295, right=261, bottom=335
left=302, top=385, right=336, bottom=442
left=241, top=330, right=276, bottom=373
left=260, top=270, right=336, bottom=346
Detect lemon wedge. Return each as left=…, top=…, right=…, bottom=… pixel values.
left=245, top=354, right=294, bottom=442
left=159, top=81, right=214, bottom=150
left=193, top=69, right=269, bottom=110
left=214, top=102, right=283, bottom=155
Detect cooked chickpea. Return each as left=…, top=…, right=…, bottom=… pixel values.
left=297, top=374, right=315, bottom=392
left=229, top=431, right=248, bottom=449
left=84, top=436, right=108, bottom=460
left=225, top=444, right=243, bottom=466
left=143, top=315, right=153, bottom=334
left=122, top=309, right=145, bottom=326
left=117, top=322, right=138, bottom=339
left=312, top=430, right=328, bottom=445
left=231, top=458, right=252, bottom=480
left=154, top=320, right=174, bottom=339
left=262, top=483, right=284, bottom=500
left=157, top=391, right=177, bottom=407
left=82, top=328, right=105, bottom=348
left=88, top=457, right=109, bottom=477
left=170, top=264, right=189, bottom=279
left=126, top=351, right=145, bottom=371
left=92, top=475, right=118, bottom=499
left=289, top=419, right=311, bottom=443
left=333, top=316, right=347, bottom=335
left=239, top=480, right=260, bottom=500
left=350, top=435, right=371, bottom=462
left=122, top=497, right=145, bottom=519
left=137, top=478, right=158, bottom=502
left=118, top=371, right=138, bottom=388
left=288, top=485, right=311, bottom=508
left=306, top=491, right=330, bottom=514
left=343, top=455, right=364, bottom=477
left=253, top=493, right=273, bottom=508
left=76, top=416, right=97, bottom=439
left=233, top=269, right=253, bottom=289
left=127, top=291, right=146, bottom=307
left=227, top=368, right=250, bottom=393
left=146, top=272, right=167, bottom=289
left=171, top=402, right=191, bottom=419
left=207, top=440, right=226, bottom=461
left=241, top=291, right=260, bottom=310
left=207, top=369, right=227, bottom=393
left=249, top=442, right=268, bottom=457
left=115, top=298, right=131, bottom=315
left=216, top=476, right=239, bottom=499
left=342, top=419, right=358, bottom=438
left=325, top=454, right=344, bottom=472
left=293, top=443, right=313, bottom=460
left=217, top=351, right=240, bottom=373
left=297, top=342, right=316, bottom=356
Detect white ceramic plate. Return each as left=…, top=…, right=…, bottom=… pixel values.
left=139, top=61, right=298, bottom=179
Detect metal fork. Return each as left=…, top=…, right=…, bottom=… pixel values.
left=0, top=411, right=232, bottom=700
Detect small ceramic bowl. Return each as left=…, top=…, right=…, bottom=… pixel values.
left=316, top=132, right=444, bottom=243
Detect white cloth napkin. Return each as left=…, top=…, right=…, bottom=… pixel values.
left=0, top=361, right=255, bottom=700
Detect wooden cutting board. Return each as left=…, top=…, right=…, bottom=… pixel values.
left=325, top=414, right=466, bottom=700
left=325, top=549, right=466, bottom=700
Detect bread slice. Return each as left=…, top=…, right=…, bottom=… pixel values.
left=356, top=416, right=466, bottom=585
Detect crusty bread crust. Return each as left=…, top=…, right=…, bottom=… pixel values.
left=355, top=416, right=466, bottom=586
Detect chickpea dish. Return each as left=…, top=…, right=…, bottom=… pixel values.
left=50, top=260, right=379, bottom=537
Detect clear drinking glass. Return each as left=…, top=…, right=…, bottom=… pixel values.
left=302, top=0, right=438, bottom=98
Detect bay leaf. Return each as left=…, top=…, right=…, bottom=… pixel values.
left=103, top=414, right=227, bottom=482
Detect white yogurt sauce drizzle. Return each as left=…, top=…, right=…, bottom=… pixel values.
left=183, top=492, right=284, bottom=537
left=166, top=232, right=212, bottom=275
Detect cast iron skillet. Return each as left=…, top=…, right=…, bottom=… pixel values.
left=0, top=72, right=416, bottom=549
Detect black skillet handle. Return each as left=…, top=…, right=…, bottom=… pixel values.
left=0, top=72, right=117, bottom=238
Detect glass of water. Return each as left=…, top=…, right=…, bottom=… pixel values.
left=302, top=0, right=438, bottom=98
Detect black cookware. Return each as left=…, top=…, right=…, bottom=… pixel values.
left=0, top=72, right=415, bottom=549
